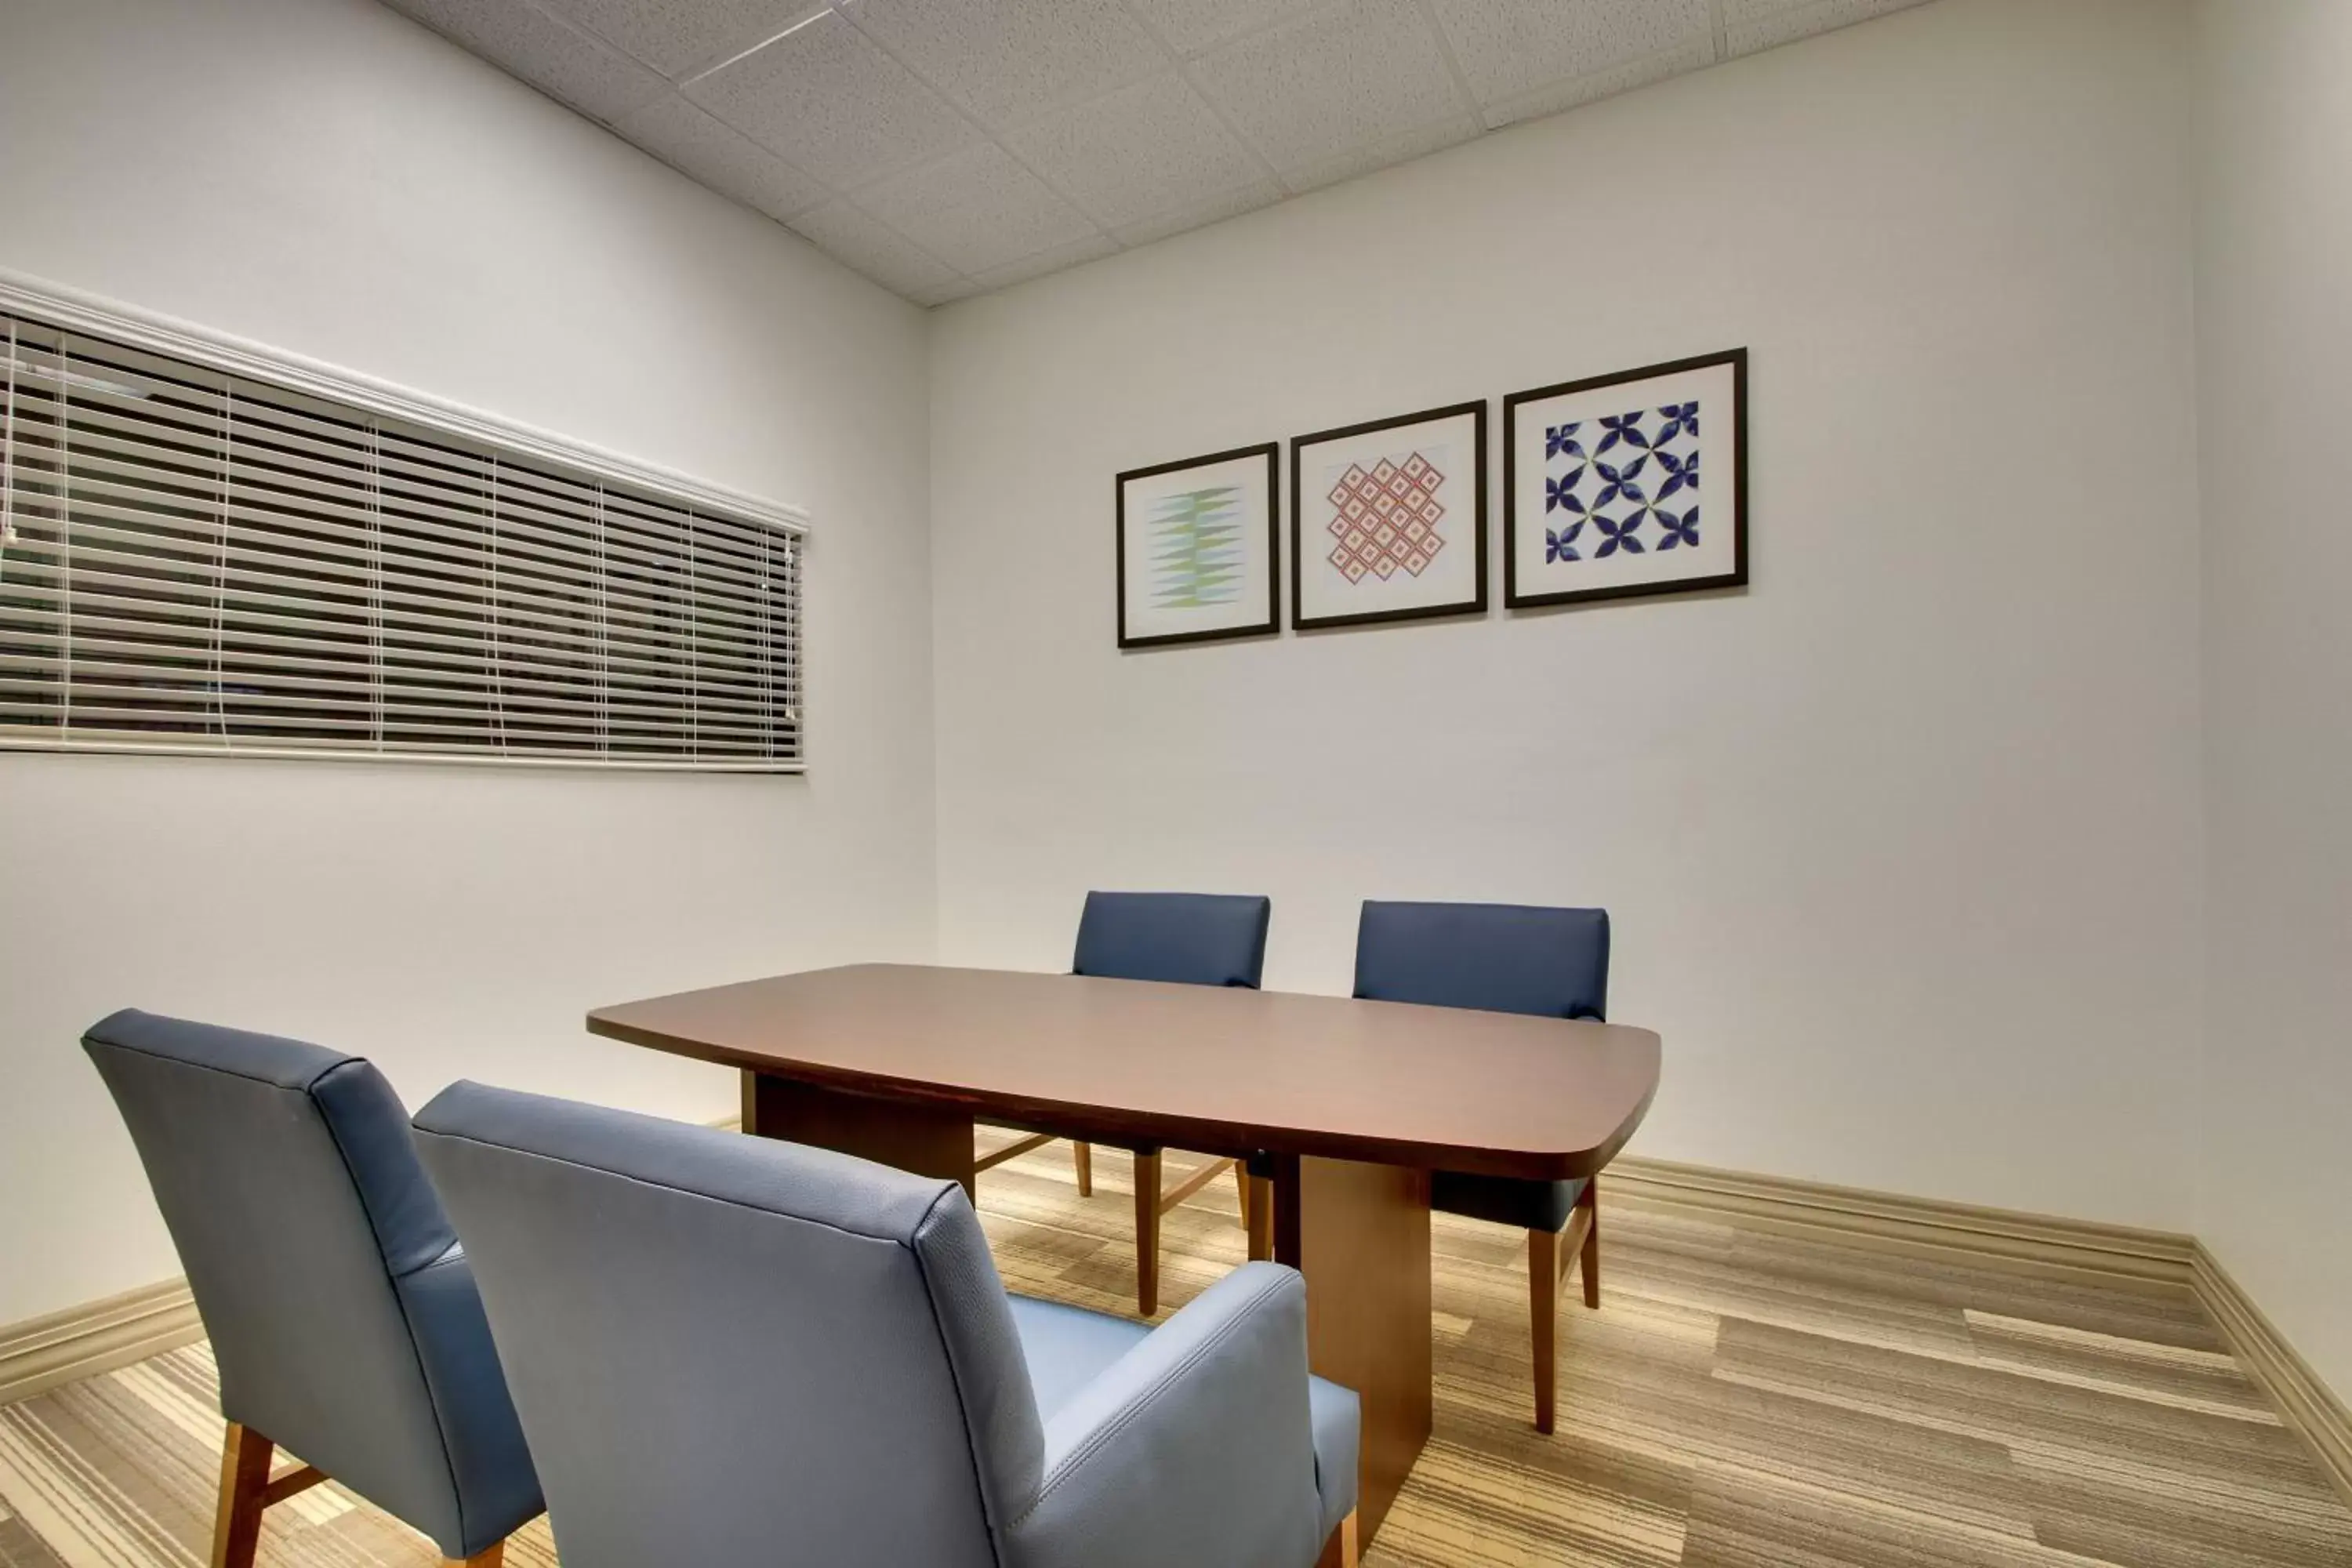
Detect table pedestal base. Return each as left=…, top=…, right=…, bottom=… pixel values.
left=739, top=1070, right=1432, bottom=1552
left=741, top=1070, right=977, bottom=1200
left=1272, top=1152, right=1432, bottom=1549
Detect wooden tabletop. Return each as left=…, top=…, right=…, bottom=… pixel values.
left=589, top=964, right=1659, bottom=1181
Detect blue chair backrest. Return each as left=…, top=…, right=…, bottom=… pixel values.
left=82, top=1010, right=536, bottom=1553
left=413, top=1082, right=1044, bottom=1568
left=1352, top=902, right=1610, bottom=1020
left=1071, top=891, right=1271, bottom=989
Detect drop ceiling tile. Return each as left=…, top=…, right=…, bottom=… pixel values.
left=853, top=143, right=1102, bottom=274
left=533, top=0, right=826, bottom=78
left=387, top=0, right=667, bottom=124
left=1188, top=0, right=1468, bottom=174
left=1425, top=0, right=1712, bottom=107
left=1109, top=178, right=1280, bottom=245
left=1120, top=0, right=1323, bottom=56
left=1726, top=0, right=1932, bottom=55
left=1003, top=73, right=1265, bottom=229
left=1481, top=34, right=1716, bottom=130
left=844, top=0, right=1170, bottom=129
left=1279, top=111, right=1478, bottom=195
left=612, top=93, right=829, bottom=220
left=789, top=198, right=962, bottom=296
left=687, top=9, right=977, bottom=188
left=969, top=234, right=1122, bottom=292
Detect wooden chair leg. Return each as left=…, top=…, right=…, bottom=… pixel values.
left=214, top=1420, right=477, bottom=1567
left=1316, top=1508, right=1360, bottom=1568
left=1245, top=1171, right=1273, bottom=1261
left=1073, top=1141, right=1093, bottom=1196
left=211, top=1421, right=274, bottom=1568
left=1528, top=1229, right=1559, bottom=1434
left=1236, top=1160, right=1253, bottom=1230
left=1580, top=1175, right=1601, bottom=1309
left=1133, top=1149, right=1162, bottom=1316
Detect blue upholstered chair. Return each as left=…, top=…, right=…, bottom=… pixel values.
left=81, top=1011, right=542, bottom=1567
left=1352, top=901, right=1612, bottom=1435
left=980, top=890, right=1273, bottom=1316
left=414, top=1082, right=1361, bottom=1568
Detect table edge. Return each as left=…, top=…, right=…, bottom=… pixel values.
left=586, top=994, right=1660, bottom=1183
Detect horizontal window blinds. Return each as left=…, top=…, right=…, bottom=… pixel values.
left=0, top=310, right=802, bottom=770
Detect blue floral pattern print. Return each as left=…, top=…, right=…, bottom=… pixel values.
left=1596, top=412, right=1649, bottom=454
left=1653, top=447, right=1698, bottom=503
left=1595, top=456, right=1646, bottom=510
left=1593, top=513, right=1644, bottom=556
left=1540, top=398, right=1700, bottom=567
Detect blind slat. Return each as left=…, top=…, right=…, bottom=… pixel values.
left=0, top=588, right=786, bottom=690
left=0, top=311, right=801, bottom=768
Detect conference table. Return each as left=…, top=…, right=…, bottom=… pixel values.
left=586, top=963, right=1661, bottom=1548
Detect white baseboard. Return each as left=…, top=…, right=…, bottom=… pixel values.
left=0, top=1279, right=201, bottom=1407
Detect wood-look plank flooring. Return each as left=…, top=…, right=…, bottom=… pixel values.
left=2, top=1133, right=2347, bottom=1566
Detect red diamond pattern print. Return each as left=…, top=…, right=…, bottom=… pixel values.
left=1325, top=452, right=1447, bottom=582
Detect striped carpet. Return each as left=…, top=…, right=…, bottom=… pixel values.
left=3, top=1133, right=2348, bottom=1566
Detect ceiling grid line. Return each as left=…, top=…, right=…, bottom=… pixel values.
left=822, top=3, right=1130, bottom=296
left=1407, top=0, right=1486, bottom=136
left=673, top=9, right=837, bottom=90
left=1108, top=0, right=1295, bottom=200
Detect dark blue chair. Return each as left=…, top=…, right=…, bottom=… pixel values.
left=977, top=891, right=1272, bottom=1316
left=416, top=1082, right=1360, bottom=1567
left=1351, top=901, right=1611, bottom=1435
left=1072, top=891, right=1272, bottom=990
left=82, top=1010, right=543, bottom=1567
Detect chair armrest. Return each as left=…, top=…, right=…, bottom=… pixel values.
left=1005, top=1262, right=1323, bottom=1568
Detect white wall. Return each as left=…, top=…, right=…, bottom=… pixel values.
left=0, top=0, right=936, bottom=1324
left=930, top=0, right=2207, bottom=1230
left=27, top=0, right=2337, bottom=1387
left=2191, top=0, right=2352, bottom=1399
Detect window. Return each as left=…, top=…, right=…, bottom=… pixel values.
left=0, top=306, right=803, bottom=771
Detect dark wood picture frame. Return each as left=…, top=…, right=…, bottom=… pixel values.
left=1502, top=347, right=1748, bottom=611
left=1290, top=400, right=1488, bottom=632
left=1115, top=441, right=1282, bottom=650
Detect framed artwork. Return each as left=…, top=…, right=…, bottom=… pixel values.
left=1116, top=442, right=1280, bottom=649
left=1290, top=400, right=1486, bottom=630
left=1504, top=348, right=1748, bottom=610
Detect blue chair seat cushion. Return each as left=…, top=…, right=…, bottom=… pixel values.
left=1006, top=1293, right=1359, bottom=1540
left=1007, top=1295, right=1151, bottom=1422
left=1306, top=1374, right=1359, bottom=1543
left=1430, top=1171, right=1589, bottom=1234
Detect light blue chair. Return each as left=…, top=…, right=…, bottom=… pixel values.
left=413, top=1082, right=1360, bottom=1568
left=982, top=890, right=1273, bottom=1316
left=1352, top=901, right=1612, bottom=1434
left=82, top=1011, right=542, bottom=1566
